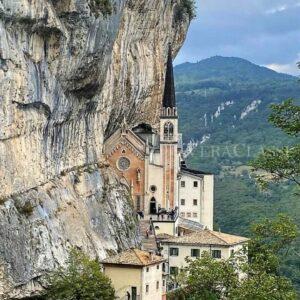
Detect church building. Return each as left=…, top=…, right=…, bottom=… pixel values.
left=104, top=48, right=214, bottom=230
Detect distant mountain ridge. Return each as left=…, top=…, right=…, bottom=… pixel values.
left=175, top=56, right=295, bottom=84
left=175, top=56, right=300, bottom=291
left=175, top=56, right=300, bottom=159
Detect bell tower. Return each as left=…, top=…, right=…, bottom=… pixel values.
left=160, top=45, right=179, bottom=210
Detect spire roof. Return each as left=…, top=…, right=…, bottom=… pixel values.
left=162, top=45, right=176, bottom=108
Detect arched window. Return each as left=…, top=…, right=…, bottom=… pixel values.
left=136, top=168, right=141, bottom=182
left=164, top=122, right=174, bottom=140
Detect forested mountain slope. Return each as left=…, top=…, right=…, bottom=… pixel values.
left=175, top=56, right=300, bottom=290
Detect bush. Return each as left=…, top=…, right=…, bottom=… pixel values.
left=93, top=0, right=113, bottom=16
left=0, top=197, right=7, bottom=205
left=175, top=0, right=196, bottom=22
left=44, top=249, right=115, bottom=300
left=15, top=200, right=34, bottom=216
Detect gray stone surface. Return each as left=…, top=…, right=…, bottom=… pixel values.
left=0, top=0, right=189, bottom=297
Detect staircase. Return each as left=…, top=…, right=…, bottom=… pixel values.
left=139, top=219, right=158, bottom=251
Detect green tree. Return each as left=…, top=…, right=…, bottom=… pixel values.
left=168, top=215, right=298, bottom=300
left=231, top=272, right=296, bottom=300
left=176, top=0, right=197, bottom=22
left=251, top=99, right=300, bottom=188
left=168, top=252, right=239, bottom=300
left=248, top=214, right=298, bottom=274
left=44, top=249, right=115, bottom=300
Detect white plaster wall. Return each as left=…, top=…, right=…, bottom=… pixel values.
left=152, top=151, right=162, bottom=166
left=153, top=221, right=176, bottom=236
left=178, top=173, right=214, bottom=230
left=141, top=263, right=163, bottom=300
left=146, top=164, right=164, bottom=214
left=202, top=175, right=214, bottom=230
left=179, top=174, right=202, bottom=223
left=161, top=244, right=232, bottom=270
left=103, top=266, right=142, bottom=299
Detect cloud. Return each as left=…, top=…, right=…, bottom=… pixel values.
left=266, top=5, right=288, bottom=14
left=175, top=0, right=300, bottom=75
left=265, top=53, right=300, bottom=75
left=265, top=63, right=298, bottom=75
left=265, top=2, right=300, bottom=14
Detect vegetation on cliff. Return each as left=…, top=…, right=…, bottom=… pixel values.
left=176, top=0, right=196, bottom=22
left=92, top=0, right=113, bottom=16
left=43, top=249, right=115, bottom=300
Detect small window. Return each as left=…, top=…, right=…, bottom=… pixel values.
left=191, top=249, right=200, bottom=257
left=146, top=284, right=149, bottom=293
left=136, top=168, right=141, bottom=182
left=180, top=212, right=185, bottom=217
left=156, top=281, right=159, bottom=290
left=181, top=181, right=185, bottom=188
left=193, top=212, right=198, bottom=218
left=193, top=181, right=198, bottom=187
left=187, top=212, right=191, bottom=218
left=150, top=185, right=157, bottom=192
left=181, top=199, right=185, bottom=206
left=170, top=247, right=179, bottom=256
left=212, top=250, right=222, bottom=259
left=193, top=199, right=198, bottom=206
left=163, top=279, right=165, bottom=287
left=146, top=267, right=149, bottom=272
left=231, top=249, right=234, bottom=256
left=157, top=264, right=159, bottom=270
left=170, top=267, right=179, bottom=275
left=162, top=263, right=166, bottom=272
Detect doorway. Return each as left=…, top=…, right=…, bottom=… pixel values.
left=150, top=197, right=157, bottom=214
left=131, top=287, right=137, bottom=300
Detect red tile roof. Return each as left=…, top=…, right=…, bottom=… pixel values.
left=102, top=249, right=165, bottom=267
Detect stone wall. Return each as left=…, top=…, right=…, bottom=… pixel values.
left=0, top=0, right=189, bottom=297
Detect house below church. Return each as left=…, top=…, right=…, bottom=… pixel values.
left=102, top=249, right=167, bottom=300
left=104, top=47, right=214, bottom=230
left=160, top=229, right=249, bottom=272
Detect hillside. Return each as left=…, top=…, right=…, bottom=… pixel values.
left=175, top=56, right=300, bottom=290
left=176, top=56, right=294, bottom=84
left=175, top=56, right=300, bottom=173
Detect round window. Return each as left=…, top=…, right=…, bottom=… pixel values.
left=117, top=157, right=131, bottom=171
left=150, top=185, right=157, bottom=193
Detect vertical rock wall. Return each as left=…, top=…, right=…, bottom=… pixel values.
left=0, top=0, right=189, bottom=297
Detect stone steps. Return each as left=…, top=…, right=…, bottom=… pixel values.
left=139, top=219, right=157, bottom=251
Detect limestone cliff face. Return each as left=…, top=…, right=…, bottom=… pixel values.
left=0, top=0, right=189, bottom=297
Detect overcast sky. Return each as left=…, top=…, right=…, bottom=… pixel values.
left=175, top=0, right=300, bottom=75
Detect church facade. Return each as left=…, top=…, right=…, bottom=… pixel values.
left=104, top=49, right=214, bottom=230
